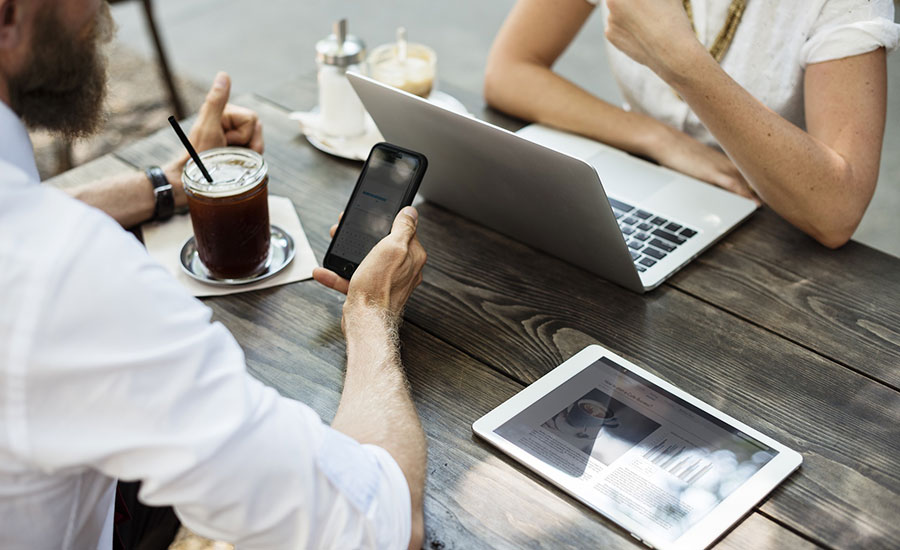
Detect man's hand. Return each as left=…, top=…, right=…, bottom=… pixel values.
left=313, top=207, right=427, bottom=323
left=605, top=0, right=703, bottom=81
left=163, top=72, right=265, bottom=207
left=652, top=125, right=761, bottom=204
left=189, top=71, right=264, bottom=154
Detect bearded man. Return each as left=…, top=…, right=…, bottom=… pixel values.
left=0, top=2, right=428, bottom=550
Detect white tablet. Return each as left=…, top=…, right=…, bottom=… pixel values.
left=473, top=345, right=802, bottom=550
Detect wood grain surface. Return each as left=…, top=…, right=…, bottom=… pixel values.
left=190, top=272, right=811, bottom=550
left=259, top=75, right=900, bottom=388
left=49, top=81, right=900, bottom=549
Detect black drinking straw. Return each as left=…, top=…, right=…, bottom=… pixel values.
left=167, top=115, right=213, bottom=183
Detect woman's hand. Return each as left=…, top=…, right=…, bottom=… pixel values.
left=605, top=0, right=702, bottom=80
left=651, top=125, right=761, bottom=204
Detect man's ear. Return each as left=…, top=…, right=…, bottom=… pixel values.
left=0, top=0, right=23, bottom=50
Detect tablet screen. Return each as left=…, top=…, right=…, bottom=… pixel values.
left=494, top=356, right=776, bottom=544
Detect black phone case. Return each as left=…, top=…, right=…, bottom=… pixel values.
left=322, top=142, right=428, bottom=279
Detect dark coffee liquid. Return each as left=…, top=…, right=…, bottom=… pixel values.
left=186, top=176, right=270, bottom=279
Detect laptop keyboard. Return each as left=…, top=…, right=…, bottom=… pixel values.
left=608, top=198, right=698, bottom=273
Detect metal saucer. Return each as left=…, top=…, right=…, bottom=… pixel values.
left=179, top=224, right=295, bottom=286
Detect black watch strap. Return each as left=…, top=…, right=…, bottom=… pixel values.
left=146, top=166, right=175, bottom=222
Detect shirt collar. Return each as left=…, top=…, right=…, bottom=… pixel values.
left=0, top=100, right=40, bottom=184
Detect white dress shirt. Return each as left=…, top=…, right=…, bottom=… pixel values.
left=0, top=100, right=411, bottom=550
left=587, top=0, right=900, bottom=147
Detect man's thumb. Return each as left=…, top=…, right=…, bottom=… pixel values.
left=200, top=72, right=230, bottom=118
left=391, top=206, right=418, bottom=241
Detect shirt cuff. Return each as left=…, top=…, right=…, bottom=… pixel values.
left=316, top=428, right=412, bottom=549
left=364, top=444, right=412, bottom=550
left=802, top=18, right=900, bottom=66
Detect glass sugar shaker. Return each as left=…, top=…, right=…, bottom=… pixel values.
left=316, top=18, right=367, bottom=138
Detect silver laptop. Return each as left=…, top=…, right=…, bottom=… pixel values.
left=348, top=73, right=758, bottom=292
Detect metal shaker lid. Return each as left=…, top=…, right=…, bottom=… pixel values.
left=316, top=19, right=366, bottom=67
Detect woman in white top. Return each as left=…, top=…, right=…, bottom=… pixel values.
left=485, top=0, right=900, bottom=248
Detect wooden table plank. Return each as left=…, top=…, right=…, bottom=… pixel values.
left=258, top=75, right=900, bottom=389
left=97, top=91, right=896, bottom=548
left=717, top=514, right=820, bottom=550
left=668, top=208, right=900, bottom=388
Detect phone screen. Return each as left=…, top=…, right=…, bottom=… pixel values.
left=329, top=146, right=422, bottom=266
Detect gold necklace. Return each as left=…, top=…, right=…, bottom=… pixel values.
left=683, top=0, right=747, bottom=63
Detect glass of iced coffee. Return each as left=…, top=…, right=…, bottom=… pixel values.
left=182, top=147, right=270, bottom=280
left=369, top=38, right=436, bottom=98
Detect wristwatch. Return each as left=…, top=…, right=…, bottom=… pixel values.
left=145, top=166, right=175, bottom=221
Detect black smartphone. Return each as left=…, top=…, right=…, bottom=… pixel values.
left=323, top=142, right=428, bottom=279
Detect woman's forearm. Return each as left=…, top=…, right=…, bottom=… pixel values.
left=484, top=0, right=668, bottom=156
left=666, top=45, right=884, bottom=247
left=485, top=57, right=671, bottom=159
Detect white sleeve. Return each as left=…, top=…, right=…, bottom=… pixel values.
left=20, top=205, right=411, bottom=550
left=801, top=0, right=900, bottom=66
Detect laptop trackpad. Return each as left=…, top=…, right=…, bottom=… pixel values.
left=588, top=151, right=673, bottom=204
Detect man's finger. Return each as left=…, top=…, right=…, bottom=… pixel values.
left=312, top=267, right=350, bottom=295
left=224, top=124, right=255, bottom=146
left=390, top=206, right=418, bottom=242
left=198, top=72, right=231, bottom=121
left=327, top=212, right=344, bottom=237
left=327, top=212, right=344, bottom=238
left=249, top=121, right=264, bottom=153
left=222, top=106, right=259, bottom=143
left=222, top=104, right=257, bottom=127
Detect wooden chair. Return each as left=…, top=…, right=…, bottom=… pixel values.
left=110, top=0, right=186, bottom=121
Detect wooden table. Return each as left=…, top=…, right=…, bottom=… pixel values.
left=48, top=77, right=900, bottom=550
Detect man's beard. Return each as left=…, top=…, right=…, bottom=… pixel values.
left=8, top=3, right=114, bottom=139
